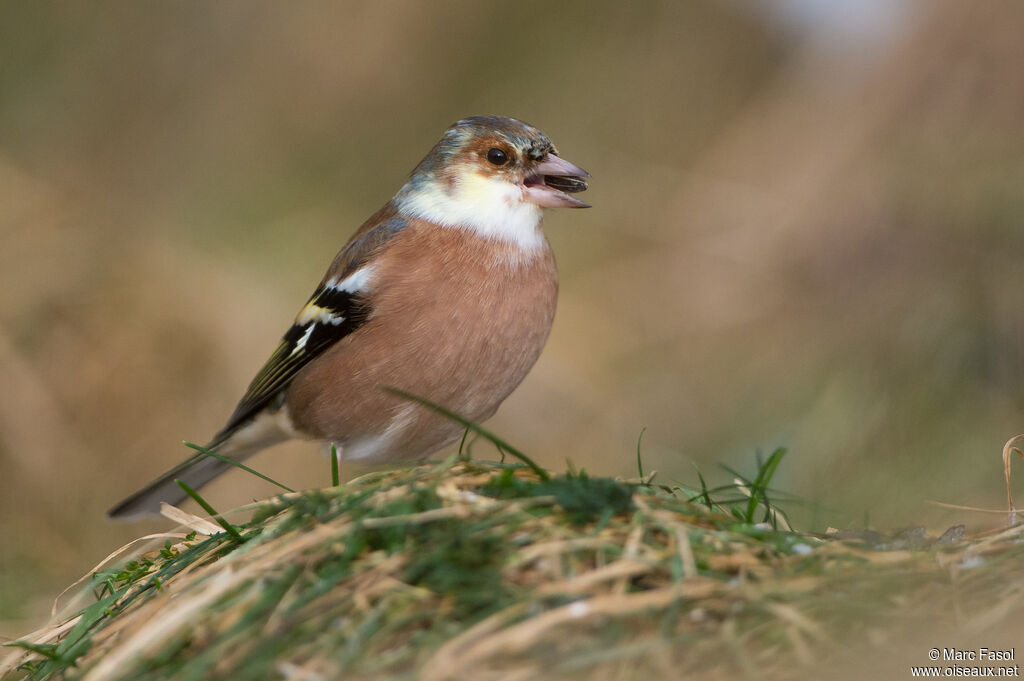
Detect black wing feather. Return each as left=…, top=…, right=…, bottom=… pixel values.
left=214, top=214, right=407, bottom=441
left=219, top=287, right=369, bottom=438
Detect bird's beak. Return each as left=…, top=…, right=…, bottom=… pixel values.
left=523, top=154, right=591, bottom=209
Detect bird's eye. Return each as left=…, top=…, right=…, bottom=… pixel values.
left=486, top=147, right=509, bottom=166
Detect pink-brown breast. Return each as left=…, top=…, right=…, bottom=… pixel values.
left=284, top=219, right=558, bottom=461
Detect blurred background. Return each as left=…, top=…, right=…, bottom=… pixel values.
left=3, top=0, right=1024, bottom=634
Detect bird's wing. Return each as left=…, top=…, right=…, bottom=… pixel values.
left=214, top=210, right=410, bottom=442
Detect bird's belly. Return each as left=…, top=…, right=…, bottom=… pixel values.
left=285, top=238, right=558, bottom=462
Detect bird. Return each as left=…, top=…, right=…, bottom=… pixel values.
left=108, top=115, right=590, bottom=519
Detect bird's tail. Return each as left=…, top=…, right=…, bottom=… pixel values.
left=109, top=409, right=297, bottom=520
left=107, top=448, right=233, bottom=520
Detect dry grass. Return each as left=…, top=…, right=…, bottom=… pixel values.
left=2, top=460, right=1022, bottom=681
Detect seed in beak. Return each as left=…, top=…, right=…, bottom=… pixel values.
left=544, top=175, right=588, bottom=194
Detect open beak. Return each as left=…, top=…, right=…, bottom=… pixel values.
left=523, top=154, right=591, bottom=209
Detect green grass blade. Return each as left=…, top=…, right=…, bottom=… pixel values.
left=380, top=386, right=550, bottom=481
left=331, top=443, right=340, bottom=487
left=718, top=448, right=788, bottom=524
left=184, top=441, right=295, bottom=493
left=753, top=448, right=786, bottom=524
left=636, top=427, right=647, bottom=479
left=744, top=448, right=786, bottom=523
left=2, top=641, right=59, bottom=660
left=694, top=469, right=713, bottom=510
left=175, top=480, right=244, bottom=541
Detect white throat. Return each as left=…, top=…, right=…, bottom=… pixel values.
left=395, top=172, right=545, bottom=251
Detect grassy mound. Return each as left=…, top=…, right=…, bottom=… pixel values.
left=2, top=458, right=1022, bottom=681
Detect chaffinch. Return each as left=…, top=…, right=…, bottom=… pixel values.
left=109, top=115, right=590, bottom=519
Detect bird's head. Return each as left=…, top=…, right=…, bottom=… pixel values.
left=395, top=116, right=590, bottom=249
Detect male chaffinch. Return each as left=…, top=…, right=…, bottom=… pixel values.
left=109, top=115, right=590, bottom=519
